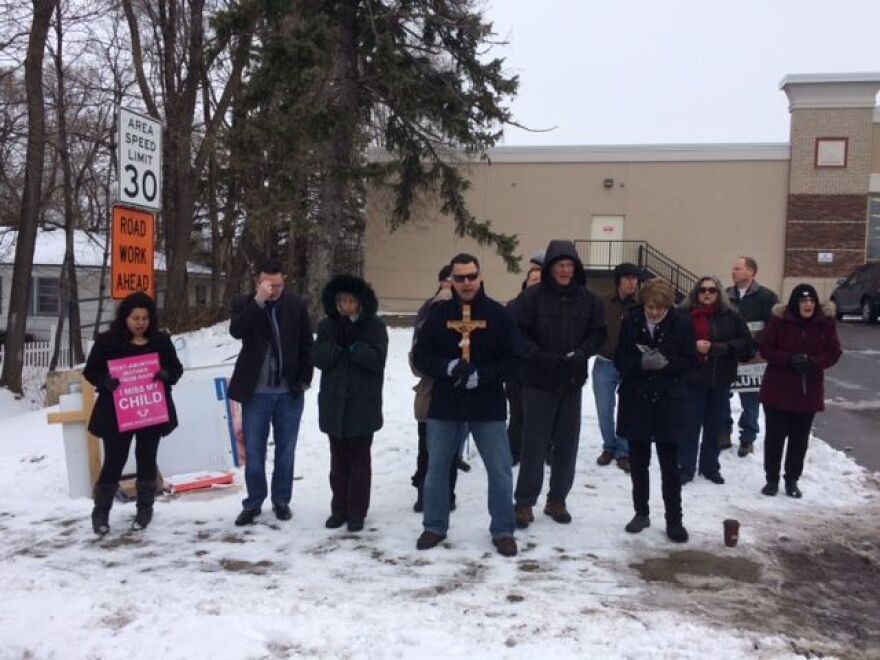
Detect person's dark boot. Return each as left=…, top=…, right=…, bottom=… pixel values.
left=347, top=517, right=364, bottom=532
left=325, top=512, right=347, bottom=529
left=543, top=500, right=572, bottom=524
left=131, top=480, right=157, bottom=531
left=625, top=514, right=650, bottom=534
left=761, top=480, right=779, bottom=496
left=413, top=486, right=424, bottom=513
left=718, top=429, right=732, bottom=450
left=785, top=480, right=803, bottom=499
left=666, top=521, right=689, bottom=543
left=91, top=483, right=117, bottom=536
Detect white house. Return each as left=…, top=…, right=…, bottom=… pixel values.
left=0, top=227, right=213, bottom=342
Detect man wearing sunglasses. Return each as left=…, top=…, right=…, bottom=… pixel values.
left=514, top=240, right=606, bottom=529
left=412, top=253, right=524, bottom=557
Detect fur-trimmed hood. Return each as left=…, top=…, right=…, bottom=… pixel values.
left=771, top=301, right=836, bottom=321
left=321, top=274, right=379, bottom=321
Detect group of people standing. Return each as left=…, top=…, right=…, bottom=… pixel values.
left=84, top=248, right=841, bottom=558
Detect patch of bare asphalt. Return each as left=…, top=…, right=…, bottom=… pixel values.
left=628, top=507, right=880, bottom=659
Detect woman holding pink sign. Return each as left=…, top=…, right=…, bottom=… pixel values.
left=83, top=291, right=183, bottom=535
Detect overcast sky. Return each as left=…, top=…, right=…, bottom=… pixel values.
left=485, top=0, right=880, bottom=146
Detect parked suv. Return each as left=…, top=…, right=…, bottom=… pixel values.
left=831, top=262, right=880, bottom=323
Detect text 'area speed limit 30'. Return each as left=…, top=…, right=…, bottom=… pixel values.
left=118, top=107, right=162, bottom=211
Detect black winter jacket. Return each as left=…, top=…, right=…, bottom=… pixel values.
left=412, top=287, right=524, bottom=422
left=227, top=291, right=314, bottom=403
left=83, top=330, right=183, bottom=438
left=683, top=307, right=753, bottom=389
left=314, top=275, right=388, bottom=439
left=726, top=281, right=778, bottom=348
left=516, top=240, right=606, bottom=391
left=615, top=307, right=698, bottom=445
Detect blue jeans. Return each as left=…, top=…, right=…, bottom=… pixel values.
left=591, top=357, right=629, bottom=458
left=723, top=388, right=761, bottom=444
left=423, top=419, right=515, bottom=538
left=241, top=391, right=305, bottom=511
left=679, top=385, right=726, bottom=479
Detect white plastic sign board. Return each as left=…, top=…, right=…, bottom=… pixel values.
left=118, top=107, right=162, bottom=211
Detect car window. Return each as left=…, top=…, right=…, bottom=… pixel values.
left=868, top=263, right=880, bottom=281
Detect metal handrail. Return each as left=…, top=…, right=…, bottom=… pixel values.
left=573, top=239, right=698, bottom=300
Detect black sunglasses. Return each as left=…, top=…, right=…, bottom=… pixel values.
left=452, top=272, right=480, bottom=283
left=698, top=287, right=718, bottom=294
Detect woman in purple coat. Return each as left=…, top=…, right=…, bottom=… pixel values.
left=758, top=284, right=841, bottom=498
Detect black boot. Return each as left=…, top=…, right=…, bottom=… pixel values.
left=91, top=483, right=117, bottom=536
left=132, top=480, right=157, bottom=531
left=413, top=485, right=424, bottom=513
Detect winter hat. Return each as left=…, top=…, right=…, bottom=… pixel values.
left=437, top=264, right=453, bottom=282
left=613, top=262, right=642, bottom=285
left=528, top=250, right=546, bottom=271
left=787, top=283, right=819, bottom=318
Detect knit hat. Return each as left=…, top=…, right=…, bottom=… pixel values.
left=787, top=283, right=819, bottom=318
left=529, top=250, right=546, bottom=269
left=613, top=262, right=642, bottom=285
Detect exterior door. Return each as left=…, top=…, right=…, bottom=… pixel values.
left=590, top=215, right=625, bottom=268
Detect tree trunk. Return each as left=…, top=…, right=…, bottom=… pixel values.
left=1, top=0, right=57, bottom=393
left=305, top=6, right=359, bottom=317
left=50, top=3, right=85, bottom=371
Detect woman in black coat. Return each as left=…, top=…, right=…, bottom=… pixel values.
left=679, top=275, right=752, bottom=485
left=314, top=275, right=388, bottom=532
left=83, top=291, right=183, bottom=535
left=615, top=278, right=697, bottom=543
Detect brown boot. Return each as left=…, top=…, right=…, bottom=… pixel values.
left=416, top=531, right=446, bottom=550
left=492, top=536, right=518, bottom=557
left=515, top=505, right=534, bottom=529
left=718, top=429, right=733, bottom=450
left=543, top=500, right=572, bottom=524
left=596, top=450, right=614, bottom=466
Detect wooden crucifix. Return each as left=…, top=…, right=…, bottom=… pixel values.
left=446, top=304, right=487, bottom=363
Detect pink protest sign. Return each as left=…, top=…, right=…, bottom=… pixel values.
left=107, top=352, right=169, bottom=432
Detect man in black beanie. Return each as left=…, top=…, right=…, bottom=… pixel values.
left=593, top=263, right=642, bottom=473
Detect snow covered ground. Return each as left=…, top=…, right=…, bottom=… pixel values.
left=1, top=324, right=878, bottom=659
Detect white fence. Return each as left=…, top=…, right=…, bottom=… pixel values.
left=0, top=341, right=74, bottom=372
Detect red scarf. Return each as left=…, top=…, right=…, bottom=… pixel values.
left=690, top=304, right=717, bottom=362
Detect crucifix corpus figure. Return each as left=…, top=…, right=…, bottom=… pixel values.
left=447, top=304, right=486, bottom=362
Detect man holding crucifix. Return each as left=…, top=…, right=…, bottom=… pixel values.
left=412, top=253, right=524, bottom=557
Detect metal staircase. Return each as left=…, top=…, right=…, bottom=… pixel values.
left=573, top=240, right=698, bottom=301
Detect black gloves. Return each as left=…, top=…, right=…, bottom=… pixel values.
left=335, top=317, right=356, bottom=347
left=103, top=375, right=120, bottom=392
left=709, top=342, right=731, bottom=357
left=788, top=353, right=814, bottom=374
left=448, top=359, right=476, bottom=388
left=564, top=350, right=587, bottom=383
left=153, top=369, right=171, bottom=384
left=537, top=351, right=566, bottom=372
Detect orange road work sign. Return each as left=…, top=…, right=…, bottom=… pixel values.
left=111, top=205, right=155, bottom=300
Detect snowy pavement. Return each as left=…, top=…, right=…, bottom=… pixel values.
left=0, top=325, right=878, bottom=659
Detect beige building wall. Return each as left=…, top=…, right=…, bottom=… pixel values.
left=365, top=155, right=790, bottom=312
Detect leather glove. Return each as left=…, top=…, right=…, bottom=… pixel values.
left=641, top=348, right=669, bottom=371
left=335, top=316, right=355, bottom=347
left=153, top=369, right=171, bottom=384
left=789, top=353, right=813, bottom=374
left=103, top=375, right=121, bottom=392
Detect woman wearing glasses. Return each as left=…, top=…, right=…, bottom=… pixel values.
left=679, top=276, right=752, bottom=485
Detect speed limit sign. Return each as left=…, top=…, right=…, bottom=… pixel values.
left=118, top=107, right=162, bottom=211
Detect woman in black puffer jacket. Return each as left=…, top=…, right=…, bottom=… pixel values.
left=679, top=275, right=752, bottom=485
left=314, top=275, right=388, bottom=533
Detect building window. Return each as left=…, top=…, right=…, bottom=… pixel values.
left=195, top=284, right=208, bottom=307
left=815, top=137, right=848, bottom=168
left=32, top=277, right=60, bottom=316
left=868, top=197, right=880, bottom=262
